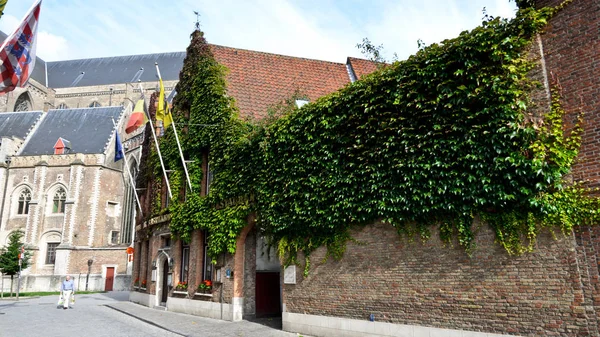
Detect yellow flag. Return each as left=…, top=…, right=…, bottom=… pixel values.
left=156, top=78, right=166, bottom=122
left=164, top=109, right=173, bottom=130
left=0, top=0, right=7, bottom=19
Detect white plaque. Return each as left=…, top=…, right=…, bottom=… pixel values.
left=283, top=265, right=296, bottom=284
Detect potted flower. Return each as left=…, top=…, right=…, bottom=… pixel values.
left=141, top=279, right=147, bottom=289
left=197, top=280, right=212, bottom=294
left=133, top=278, right=140, bottom=288
left=175, top=281, right=188, bottom=291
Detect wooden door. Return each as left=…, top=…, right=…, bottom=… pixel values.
left=105, top=267, right=114, bottom=291
left=161, top=259, right=169, bottom=303
left=255, top=272, right=281, bottom=317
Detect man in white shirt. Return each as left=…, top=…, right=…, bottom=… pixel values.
left=60, top=275, right=75, bottom=309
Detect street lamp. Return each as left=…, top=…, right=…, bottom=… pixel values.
left=85, top=259, right=93, bottom=291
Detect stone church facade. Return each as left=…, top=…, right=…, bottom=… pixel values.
left=0, top=29, right=182, bottom=292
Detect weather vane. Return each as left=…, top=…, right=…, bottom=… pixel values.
left=194, top=11, right=201, bottom=31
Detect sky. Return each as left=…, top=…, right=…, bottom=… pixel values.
left=0, top=0, right=517, bottom=63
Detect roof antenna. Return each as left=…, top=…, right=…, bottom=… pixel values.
left=194, top=11, right=200, bottom=31
left=70, top=72, right=85, bottom=87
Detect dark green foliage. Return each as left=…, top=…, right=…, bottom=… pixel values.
left=158, top=1, right=599, bottom=265
left=0, top=231, right=31, bottom=276
left=514, top=0, right=535, bottom=9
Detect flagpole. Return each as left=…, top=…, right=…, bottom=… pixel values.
left=155, top=62, right=193, bottom=192
left=111, top=115, right=143, bottom=217
left=112, top=114, right=142, bottom=247
left=139, top=82, right=173, bottom=199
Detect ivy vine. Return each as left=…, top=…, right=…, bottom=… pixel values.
left=143, top=1, right=599, bottom=269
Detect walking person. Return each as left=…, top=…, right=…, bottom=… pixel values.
left=60, top=275, right=75, bottom=309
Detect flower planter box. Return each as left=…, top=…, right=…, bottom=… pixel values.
left=173, top=290, right=188, bottom=295
left=140, top=287, right=147, bottom=291
left=193, top=292, right=213, bottom=301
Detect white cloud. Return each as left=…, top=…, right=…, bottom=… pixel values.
left=0, top=0, right=518, bottom=64
left=36, top=31, right=69, bottom=61
left=0, top=14, right=19, bottom=36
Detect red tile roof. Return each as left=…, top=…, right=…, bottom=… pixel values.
left=210, top=45, right=356, bottom=119
left=346, top=57, right=380, bottom=80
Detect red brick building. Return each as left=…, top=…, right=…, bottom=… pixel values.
left=281, top=1, right=600, bottom=336
left=129, top=45, right=378, bottom=321
left=131, top=1, right=600, bottom=336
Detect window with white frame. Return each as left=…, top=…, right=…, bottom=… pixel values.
left=181, top=243, right=190, bottom=284
left=110, top=231, right=120, bottom=245
left=203, top=231, right=212, bottom=281
left=46, top=242, right=59, bottom=264
left=52, top=188, right=67, bottom=213
left=17, top=188, right=31, bottom=215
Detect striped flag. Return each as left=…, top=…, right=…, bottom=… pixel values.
left=0, top=0, right=41, bottom=93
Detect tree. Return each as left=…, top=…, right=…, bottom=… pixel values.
left=0, top=230, right=31, bottom=296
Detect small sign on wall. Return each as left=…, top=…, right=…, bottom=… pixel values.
left=151, top=270, right=157, bottom=282
left=283, top=265, right=296, bottom=284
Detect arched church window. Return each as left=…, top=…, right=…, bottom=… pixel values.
left=14, top=93, right=31, bottom=111
left=57, top=103, right=69, bottom=109
left=18, top=189, right=32, bottom=215
left=52, top=188, right=67, bottom=213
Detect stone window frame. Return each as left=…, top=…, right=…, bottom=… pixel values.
left=46, top=184, right=68, bottom=216
left=110, top=230, right=120, bottom=245
left=39, top=231, right=62, bottom=267
left=14, top=92, right=32, bottom=112
left=11, top=184, right=33, bottom=217
left=17, top=188, right=32, bottom=215
left=57, top=103, right=69, bottom=109
left=202, top=231, right=212, bottom=281
left=45, top=242, right=59, bottom=265
left=181, top=243, right=190, bottom=284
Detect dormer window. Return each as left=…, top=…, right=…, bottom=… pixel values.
left=53, top=138, right=71, bottom=155
left=295, top=99, right=309, bottom=108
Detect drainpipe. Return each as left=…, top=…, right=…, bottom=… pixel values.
left=0, top=160, right=11, bottom=232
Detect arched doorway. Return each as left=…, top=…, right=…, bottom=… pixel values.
left=154, top=251, right=171, bottom=308
left=161, top=259, right=169, bottom=304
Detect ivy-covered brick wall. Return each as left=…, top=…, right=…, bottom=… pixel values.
left=283, top=223, right=600, bottom=336
left=536, top=0, right=600, bottom=189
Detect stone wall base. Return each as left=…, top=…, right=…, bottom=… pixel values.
left=283, top=311, right=520, bottom=337
left=1, top=274, right=131, bottom=292
left=166, top=296, right=234, bottom=321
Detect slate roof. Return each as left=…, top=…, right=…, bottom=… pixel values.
left=45, top=46, right=378, bottom=119
left=46, top=52, right=186, bottom=88
left=0, top=30, right=47, bottom=86
left=20, top=107, right=122, bottom=156
left=0, top=111, right=43, bottom=140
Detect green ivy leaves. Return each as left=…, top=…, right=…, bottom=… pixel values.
left=151, top=2, right=598, bottom=265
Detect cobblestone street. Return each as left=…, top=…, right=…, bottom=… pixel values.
left=0, top=292, right=299, bottom=337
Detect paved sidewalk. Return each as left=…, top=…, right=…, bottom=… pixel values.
left=0, top=292, right=302, bottom=337
left=106, top=301, right=299, bottom=337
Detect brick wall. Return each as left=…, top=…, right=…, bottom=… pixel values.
left=535, top=0, right=600, bottom=188
left=244, top=228, right=257, bottom=316
left=283, top=222, right=600, bottom=336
